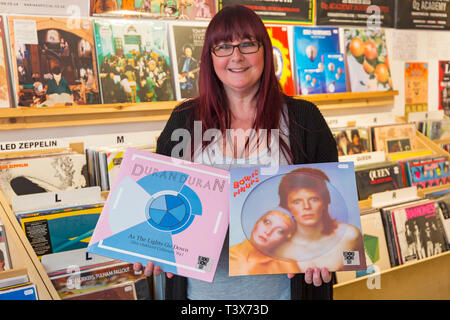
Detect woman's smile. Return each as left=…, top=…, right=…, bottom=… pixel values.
left=227, top=66, right=250, bottom=72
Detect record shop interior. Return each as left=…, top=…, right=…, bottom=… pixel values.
left=0, top=0, right=449, bottom=301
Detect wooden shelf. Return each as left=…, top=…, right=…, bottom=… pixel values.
left=0, top=190, right=60, bottom=300
left=430, top=138, right=450, bottom=145
left=297, top=90, right=398, bottom=110
left=342, top=130, right=450, bottom=300
left=0, top=91, right=398, bottom=131
left=333, top=251, right=450, bottom=300
left=0, top=101, right=177, bottom=131
left=6, top=88, right=448, bottom=301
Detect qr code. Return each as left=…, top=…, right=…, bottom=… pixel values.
left=342, top=251, right=360, bottom=266
left=196, top=256, right=213, bottom=272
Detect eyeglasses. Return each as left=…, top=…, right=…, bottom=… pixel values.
left=211, top=41, right=262, bottom=57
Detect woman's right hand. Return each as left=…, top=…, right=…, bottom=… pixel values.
left=304, top=267, right=331, bottom=287
left=133, top=261, right=174, bottom=278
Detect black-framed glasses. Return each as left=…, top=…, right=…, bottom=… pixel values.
left=211, top=41, right=262, bottom=57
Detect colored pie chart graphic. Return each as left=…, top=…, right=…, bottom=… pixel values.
left=147, top=193, right=191, bottom=232
left=137, top=170, right=203, bottom=234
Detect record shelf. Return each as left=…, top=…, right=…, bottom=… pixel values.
left=0, top=90, right=398, bottom=131
left=0, top=190, right=60, bottom=300
left=334, top=250, right=450, bottom=299
left=2, top=89, right=449, bottom=300
left=333, top=131, right=450, bottom=300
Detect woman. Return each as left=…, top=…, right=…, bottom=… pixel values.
left=229, top=208, right=300, bottom=276
left=135, top=4, right=337, bottom=300
left=275, top=167, right=365, bottom=271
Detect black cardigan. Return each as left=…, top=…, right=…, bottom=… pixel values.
left=155, top=95, right=338, bottom=300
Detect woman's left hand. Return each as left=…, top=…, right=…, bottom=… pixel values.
left=287, top=268, right=332, bottom=287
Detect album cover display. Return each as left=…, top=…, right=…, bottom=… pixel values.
left=405, top=62, right=428, bottom=115
left=390, top=200, right=448, bottom=264
left=169, top=23, right=207, bottom=100
left=433, top=194, right=450, bottom=248
left=94, top=18, right=175, bottom=103
left=181, top=0, right=217, bottom=20
left=323, top=53, right=347, bottom=93
left=379, top=203, right=402, bottom=267
left=87, top=144, right=155, bottom=191
left=336, top=210, right=391, bottom=283
left=396, top=154, right=431, bottom=187
left=7, top=16, right=100, bottom=107
left=439, top=61, right=450, bottom=116
left=64, top=281, right=137, bottom=300
left=388, top=149, right=434, bottom=164
left=218, top=0, right=315, bottom=24
left=380, top=199, right=430, bottom=267
left=229, top=162, right=366, bottom=276
left=404, top=155, right=450, bottom=189
left=344, top=28, right=393, bottom=92
left=355, top=161, right=404, bottom=201
left=266, top=25, right=295, bottom=96
left=91, top=0, right=216, bottom=20
left=316, top=0, right=395, bottom=27
left=49, top=261, right=149, bottom=299
left=0, top=153, right=88, bottom=201
left=0, top=283, right=38, bottom=300
left=0, top=16, right=12, bottom=108
left=293, top=26, right=340, bottom=95
left=371, top=123, right=418, bottom=153
left=0, top=271, right=29, bottom=290
left=18, top=203, right=104, bottom=258
left=418, top=119, right=450, bottom=141
left=87, top=148, right=230, bottom=282
left=395, top=0, right=450, bottom=30
left=331, top=126, right=371, bottom=157
left=1, top=0, right=90, bottom=16
left=105, top=145, right=155, bottom=190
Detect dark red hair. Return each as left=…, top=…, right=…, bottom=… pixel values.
left=194, top=4, right=292, bottom=161
left=278, top=167, right=338, bottom=235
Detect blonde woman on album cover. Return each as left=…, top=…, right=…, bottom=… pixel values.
left=229, top=208, right=300, bottom=276
left=275, top=167, right=365, bottom=272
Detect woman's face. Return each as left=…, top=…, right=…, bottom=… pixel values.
left=251, top=211, right=291, bottom=252
left=287, top=188, right=325, bottom=227
left=211, top=37, right=264, bottom=97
